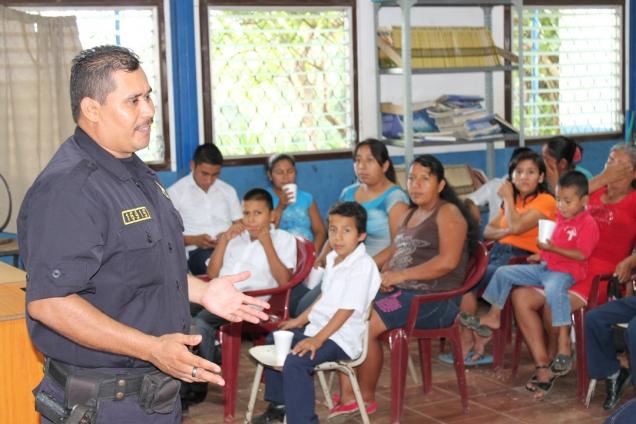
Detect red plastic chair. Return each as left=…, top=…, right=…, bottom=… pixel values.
left=380, top=242, right=488, bottom=423
left=219, top=236, right=315, bottom=421
left=510, top=272, right=610, bottom=402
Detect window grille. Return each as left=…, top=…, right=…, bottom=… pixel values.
left=512, top=6, right=623, bottom=137
left=207, top=7, right=355, bottom=156
left=17, top=6, right=166, bottom=164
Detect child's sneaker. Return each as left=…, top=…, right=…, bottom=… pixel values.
left=327, top=400, right=377, bottom=421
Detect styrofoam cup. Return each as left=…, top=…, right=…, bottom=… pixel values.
left=304, top=267, right=324, bottom=290
left=273, top=330, right=294, bottom=365
left=282, top=183, right=297, bottom=204
left=538, top=219, right=557, bottom=243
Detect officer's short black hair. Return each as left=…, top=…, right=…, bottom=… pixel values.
left=328, top=201, right=367, bottom=234
left=557, top=170, right=589, bottom=197
left=70, top=45, right=141, bottom=123
left=243, top=188, right=273, bottom=211
left=193, top=144, right=223, bottom=166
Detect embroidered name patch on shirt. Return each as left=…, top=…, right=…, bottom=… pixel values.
left=122, top=207, right=152, bottom=225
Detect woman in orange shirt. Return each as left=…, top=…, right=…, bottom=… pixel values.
left=450, top=150, right=556, bottom=364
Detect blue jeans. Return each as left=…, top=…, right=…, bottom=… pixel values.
left=472, top=242, right=531, bottom=293
left=586, top=296, right=636, bottom=390
left=263, top=329, right=350, bottom=424
left=482, top=263, right=574, bottom=326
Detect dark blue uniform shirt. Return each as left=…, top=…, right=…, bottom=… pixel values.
left=18, top=127, right=190, bottom=368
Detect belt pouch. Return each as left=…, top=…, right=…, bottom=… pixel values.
left=139, top=371, right=180, bottom=414
left=65, top=374, right=101, bottom=410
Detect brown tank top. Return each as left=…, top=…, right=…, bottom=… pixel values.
left=391, top=201, right=468, bottom=293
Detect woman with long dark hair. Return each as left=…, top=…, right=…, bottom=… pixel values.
left=328, top=154, right=479, bottom=419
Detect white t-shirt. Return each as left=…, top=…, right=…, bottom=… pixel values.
left=219, top=226, right=297, bottom=293
left=167, top=174, right=242, bottom=251
left=466, top=177, right=505, bottom=222
left=305, top=244, right=381, bottom=359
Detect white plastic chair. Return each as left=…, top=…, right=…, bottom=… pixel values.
left=244, top=306, right=373, bottom=424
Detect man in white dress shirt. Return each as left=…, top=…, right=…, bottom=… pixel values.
left=168, top=144, right=242, bottom=274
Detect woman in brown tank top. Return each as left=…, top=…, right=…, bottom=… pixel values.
left=330, top=155, right=479, bottom=419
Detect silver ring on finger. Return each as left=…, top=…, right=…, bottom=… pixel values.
left=191, top=366, right=198, bottom=378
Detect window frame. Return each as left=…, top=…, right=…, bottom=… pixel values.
left=3, top=0, right=172, bottom=170
left=504, top=0, right=626, bottom=145
left=199, top=0, right=359, bottom=166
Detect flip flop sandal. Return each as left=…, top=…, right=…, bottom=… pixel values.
left=459, top=312, right=493, bottom=338
left=533, top=374, right=559, bottom=400
left=550, top=354, right=573, bottom=376
left=525, top=365, right=547, bottom=392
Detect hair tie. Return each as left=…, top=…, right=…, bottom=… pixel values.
left=572, top=146, right=582, bottom=164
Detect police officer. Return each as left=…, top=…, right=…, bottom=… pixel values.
left=585, top=254, right=636, bottom=411
left=19, top=45, right=268, bottom=423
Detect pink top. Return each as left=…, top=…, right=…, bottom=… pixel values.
left=541, top=210, right=599, bottom=282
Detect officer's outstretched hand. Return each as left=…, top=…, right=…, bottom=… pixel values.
left=192, top=272, right=270, bottom=324
left=147, top=333, right=225, bottom=385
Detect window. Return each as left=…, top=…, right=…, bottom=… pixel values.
left=13, top=3, right=170, bottom=167
left=511, top=4, right=623, bottom=138
left=200, top=2, right=357, bottom=158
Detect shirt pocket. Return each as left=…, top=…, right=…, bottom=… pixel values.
left=118, top=221, right=164, bottom=288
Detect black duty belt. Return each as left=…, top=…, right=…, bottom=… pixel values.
left=46, top=358, right=146, bottom=402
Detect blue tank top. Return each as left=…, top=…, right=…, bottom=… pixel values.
left=267, top=187, right=314, bottom=241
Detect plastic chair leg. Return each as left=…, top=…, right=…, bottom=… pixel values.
left=511, top=325, right=523, bottom=378
left=221, top=323, right=242, bottom=422
left=244, top=363, right=264, bottom=423
left=418, top=338, right=433, bottom=394
left=449, top=326, right=469, bottom=414
left=574, top=310, right=588, bottom=402
left=388, top=329, right=409, bottom=424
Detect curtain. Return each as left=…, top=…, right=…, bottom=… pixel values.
left=0, top=6, right=81, bottom=233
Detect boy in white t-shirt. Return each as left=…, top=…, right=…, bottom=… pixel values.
left=252, top=201, right=381, bottom=424
left=184, top=188, right=296, bottom=409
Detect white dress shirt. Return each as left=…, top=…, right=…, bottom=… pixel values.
left=305, top=244, right=381, bottom=359
left=219, top=226, right=297, bottom=293
left=167, top=174, right=242, bottom=251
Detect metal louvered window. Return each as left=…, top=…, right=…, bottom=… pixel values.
left=205, top=6, right=355, bottom=157
left=512, top=5, right=623, bottom=138
left=14, top=5, right=168, bottom=166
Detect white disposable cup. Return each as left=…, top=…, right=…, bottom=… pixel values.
left=282, top=183, right=297, bottom=204
left=538, top=219, right=557, bottom=243
left=305, top=267, right=325, bottom=290
left=273, top=330, right=294, bottom=365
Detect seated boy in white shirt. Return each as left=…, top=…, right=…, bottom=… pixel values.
left=184, top=188, right=296, bottom=407
left=251, top=201, right=381, bottom=424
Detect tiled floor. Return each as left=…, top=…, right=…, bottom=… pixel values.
left=182, top=341, right=629, bottom=423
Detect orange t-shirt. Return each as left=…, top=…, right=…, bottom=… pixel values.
left=497, top=192, right=557, bottom=253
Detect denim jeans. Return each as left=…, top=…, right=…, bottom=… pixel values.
left=472, top=242, right=531, bottom=293
left=482, top=263, right=574, bottom=326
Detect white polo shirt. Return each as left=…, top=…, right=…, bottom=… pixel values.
left=466, top=177, right=505, bottom=222
left=305, top=243, right=381, bottom=359
left=219, top=226, right=297, bottom=293
left=167, top=174, right=242, bottom=251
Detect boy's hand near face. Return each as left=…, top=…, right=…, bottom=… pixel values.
left=218, top=222, right=245, bottom=244
left=256, top=223, right=273, bottom=245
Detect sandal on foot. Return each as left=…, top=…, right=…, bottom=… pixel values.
left=533, top=374, right=559, bottom=399
left=525, top=365, right=547, bottom=392
left=550, top=354, right=573, bottom=376
left=458, top=312, right=493, bottom=338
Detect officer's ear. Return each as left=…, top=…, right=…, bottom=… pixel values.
left=80, top=97, right=101, bottom=123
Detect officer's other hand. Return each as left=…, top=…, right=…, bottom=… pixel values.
left=201, top=271, right=270, bottom=324
left=147, top=333, right=225, bottom=385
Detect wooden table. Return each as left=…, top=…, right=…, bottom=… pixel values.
left=0, top=260, right=26, bottom=285
left=0, top=267, right=42, bottom=423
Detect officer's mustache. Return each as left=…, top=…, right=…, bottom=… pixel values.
left=136, top=118, right=154, bottom=129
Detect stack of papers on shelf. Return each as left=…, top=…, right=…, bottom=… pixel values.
left=381, top=95, right=518, bottom=143
left=378, top=26, right=515, bottom=69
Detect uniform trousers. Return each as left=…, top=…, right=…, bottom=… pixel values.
left=188, top=247, right=214, bottom=275
left=585, top=296, right=636, bottom=390
left=263, top=328, right=350, bottom=424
